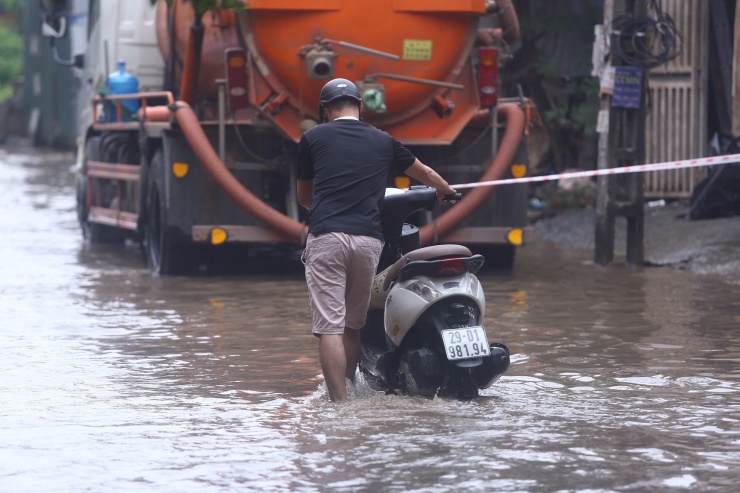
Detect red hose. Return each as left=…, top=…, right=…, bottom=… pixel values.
left=497, top=0, right=521, bottom=45
left=142, top=101, right=307, bottom=242
left=419, top=103, right=525, bottom=246
left=180, top=21, right=204, bottom=105
left=142, top=102, right=522, bottom=247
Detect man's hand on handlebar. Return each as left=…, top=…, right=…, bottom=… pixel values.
left=436, top=185, right=458, bottom=204
left=441, top=192, right=463, bottom=204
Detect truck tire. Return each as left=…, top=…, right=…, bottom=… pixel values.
left=77, top=136, right=126, bottom=243
left=478, top=244, right=516, bottom=271
left=144, top=149, right=190, bottom=275
left=485, top=245, right=516, bottom=270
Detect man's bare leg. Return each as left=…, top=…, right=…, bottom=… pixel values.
left=343, top=329, right=361, bottom=381
left=319, top=334, right=347, bottom=401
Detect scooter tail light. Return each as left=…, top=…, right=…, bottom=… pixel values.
left=435, top=258, right=465, bottom=276
left=406, top=281, right=440, bottom=302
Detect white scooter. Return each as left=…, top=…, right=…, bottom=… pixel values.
left=359, top=187, right=510, bottom=400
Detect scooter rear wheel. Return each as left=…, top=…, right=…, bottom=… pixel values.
left=398, top=348, right=442, bottom=398
left=438, top=366, right=479, bottom=400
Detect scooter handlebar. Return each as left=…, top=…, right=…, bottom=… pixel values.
left=442, top=193, right=463, bottom=204
left=381, top=187, right=463, bottom=238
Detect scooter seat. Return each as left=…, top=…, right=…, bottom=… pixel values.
left=382, top=244, right=472, bottom=292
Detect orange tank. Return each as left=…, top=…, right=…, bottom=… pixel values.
left=155, top=0, right=242, bottom=103
left=157, top=0, right=487, bottom=144
left=242, top=0, right=486, bottom=144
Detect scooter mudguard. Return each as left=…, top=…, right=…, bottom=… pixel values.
left=360, top=344, right=397, bottom=391
left=473, top=343, right=510, bottom=389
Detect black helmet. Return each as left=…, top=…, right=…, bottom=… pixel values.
left=319, top=78, right=362, bottom=122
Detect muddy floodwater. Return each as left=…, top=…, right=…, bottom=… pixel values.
left=2, top=149, right=740, bottom=492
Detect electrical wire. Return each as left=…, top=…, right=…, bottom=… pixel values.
left=609, top=0, right=684, bottom=69
left=230, top=110, right=283, bottom=165
left=431, top=123, right=494, bottom=166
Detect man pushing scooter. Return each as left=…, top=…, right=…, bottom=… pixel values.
left=296, top=78, right=456, bottom=401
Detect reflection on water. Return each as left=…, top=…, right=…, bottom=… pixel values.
left=1, top=149, right=739, bottom=492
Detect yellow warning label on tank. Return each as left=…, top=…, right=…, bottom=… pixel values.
left=403, top=40, right=432, bottom=61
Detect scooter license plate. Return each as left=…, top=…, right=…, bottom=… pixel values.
left=441, top=326, right=490, bottom=361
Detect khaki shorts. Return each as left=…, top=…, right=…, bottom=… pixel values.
left=303, top=232, right=383, bottom=336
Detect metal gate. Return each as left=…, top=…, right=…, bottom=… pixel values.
left=645, top=0, right=709, bottom=198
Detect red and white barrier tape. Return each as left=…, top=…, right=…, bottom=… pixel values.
left=450, top=153, right=740, bottom=190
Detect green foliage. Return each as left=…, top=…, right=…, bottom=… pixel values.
left=542, top=78, right=600, bottom=136
left=527, top=4, right=600, bottom=123
left=149, top=0, right=245, bottom=16
left=509, top=0, right=604, bottom=170
left=0, top=20, right=21, bottom=103
left=0, top=0, right=23, bottom=15
left=534, top=53, right=557, bottom=77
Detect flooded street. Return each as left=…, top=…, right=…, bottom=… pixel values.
left=2, top=148, right=740, bottom=492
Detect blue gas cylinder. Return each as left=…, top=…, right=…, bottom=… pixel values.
left=107, top=60, right=140, bottom=122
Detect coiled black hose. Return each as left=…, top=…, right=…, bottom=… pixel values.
left=610, top=0, right=684, bottom=69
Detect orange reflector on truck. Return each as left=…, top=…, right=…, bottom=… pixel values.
left=172, top=162, right=189, bottom=178
left=228, top=56, right=245, bottom=68
left=395, top=176, right=411, bottom=189
left=210, top=227, right=228, bottom=245
left=507, top=228, right=524, bottom=246
left=478, top=47, right=499, bottom=108
left=225, top=48, right=249, bottom=110
left=511, top=164, right=527, bottom=178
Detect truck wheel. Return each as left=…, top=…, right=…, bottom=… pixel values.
left=144, top=150, right=189, bottom=275
left=479, top=244, right=516, bottom=271
left=77, top=136, right=126, bottom=243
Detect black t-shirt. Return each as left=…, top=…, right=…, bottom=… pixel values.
left=296, top=119, right=415, bottom=240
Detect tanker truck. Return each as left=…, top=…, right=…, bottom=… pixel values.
left=41, top=0, right=533, bottom=274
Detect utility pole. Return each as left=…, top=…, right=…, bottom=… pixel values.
left=594, top=0, right=647, bottom=266
left=733, top=0, right=740, bottom=137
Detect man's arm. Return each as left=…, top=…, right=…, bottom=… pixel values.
left=404, top=159, right=456, bottom=201
left=297, top=178, right=314, bottom=210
